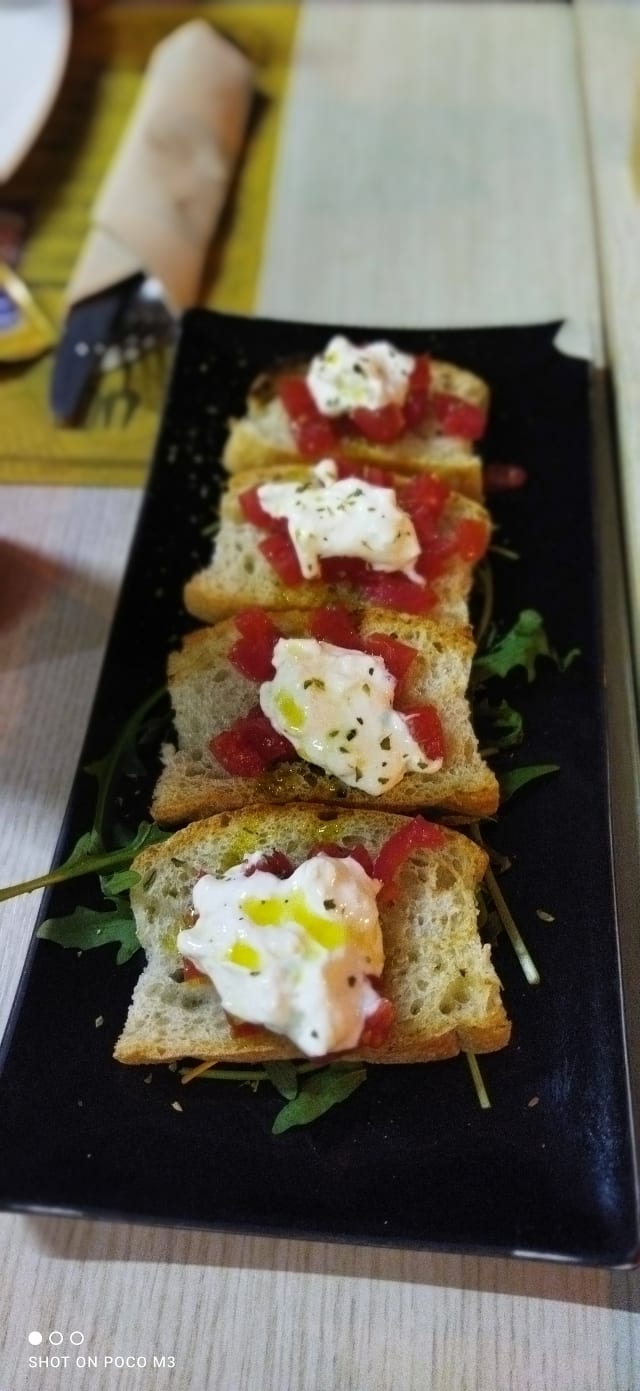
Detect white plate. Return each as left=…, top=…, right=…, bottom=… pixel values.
left=0, top=0, right=71, bottom=184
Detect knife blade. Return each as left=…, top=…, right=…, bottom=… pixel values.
left=50, top=274, right=142, bottom=424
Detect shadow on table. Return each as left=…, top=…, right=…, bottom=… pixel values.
left=0, top=540, right=120, bottom=806
left=0, top=540, right=118, bottom=662
left=25, top=1214, right=639, bottom=1312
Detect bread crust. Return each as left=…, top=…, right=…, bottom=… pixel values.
left=152, top=610, right=499, bottom=826
left=114, top=805, right=511, bottom=1066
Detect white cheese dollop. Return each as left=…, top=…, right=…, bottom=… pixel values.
left=306, top=335, right=415, bottom=416
left=177, top=853, right=384, bottom=1056
left=259, top=638, right=442, bottom=796
left=257, top=459, right=422, bottom=582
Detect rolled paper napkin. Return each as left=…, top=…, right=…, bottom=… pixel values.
left=65, top=20, right=254, bottom=313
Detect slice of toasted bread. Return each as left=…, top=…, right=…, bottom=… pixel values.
left=152, top=609, right=498, bottom=826
left=222, top=359, right=488, bottom=500
left=114, top=804, right=510, bottom=1066
left=184, top=463, right=491, bottom=628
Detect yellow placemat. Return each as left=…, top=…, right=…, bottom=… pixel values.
left=0, top=3, right=298, bottom=487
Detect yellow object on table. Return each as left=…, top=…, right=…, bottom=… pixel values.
left=0, top=264, right=56, bottom=363
left=0, top=4, right=298, bottom=486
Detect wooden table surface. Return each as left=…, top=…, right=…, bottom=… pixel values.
left=2, top=4, right=640, bottom=1387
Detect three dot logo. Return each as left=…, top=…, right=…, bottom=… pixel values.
left=28, top=1331, right=84, bottom=1345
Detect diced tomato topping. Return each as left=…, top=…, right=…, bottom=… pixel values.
left=409, top=353, right=431, bottom=394
left=245, top=850, right=294, bottom=879
left=209, top=727, right=267, bottom=777
left=234, top=609, right=280, bottom=643
left=453, top=517, right=490, bottom=563
left=361, top=632, right=417, bottom=682
left=414, top=534, right=458, bottom=581
left=319, top=555, right=369, bottom=584
left=238, top=484, right=281, bottom=531
left=359, top=997, right=394, bottom=1048
left=278, top=376, right=339, bottom=457
left=230, top=608, right=282, bottom=682
left=399, top=473, right=450, bottom=546
left=244, top=707, right=298, bottom=763
left=400, top=471, right=450, bottom=512
left=296, top=415, right=341, bottom=458
left=484, top=463, right=528, bottom=492
left=259, top=532, right=304, bottom=586
left=349, top=401, right=405, bottom=444
left=276, top=375, right=313, bottom=417
left=403, top=398, right=425, bottom=432
left=347, top=843, right=375, bottom=876
left=360, top=572, right=438, bottom=615
left=311, top=842, right=375, bottom=878
left=399, top=704, right=446, bottom=762
left=415, top=518, right=488, bottom=579
left=409, top=508, right=446, bottom=552
left=403, top=354, right=431, bottom=430
left=308, top=605, right=363, bottom=650
left=308, top=606, right=422, bottom=674
left=374, top=815, right=446, bottom=900
left=432, top=393, right=487, bottom=441
left=181, top=956, right=209, bottom=984
left=210, top=706, right=296, bottom=775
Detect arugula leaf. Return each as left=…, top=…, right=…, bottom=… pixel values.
left=85, top=687, right=167, bottom=845
left=472, top=610, right=579, bottom=688
left=100, top=868, right=141, bottom=896
left=475, top=697, right=523, bottom=750
left=113, top=820, right=169, bottom=861
left=0, top=680, right=169, bottom=908
left=272, top=1064, right=367, bottom=1134
left=37, top=896, right=141, bottom=965
left=499, top=763, right=560, bottom=803
left=0, top=821, right=168, bottom=905
left=263, top=1060, right=299, bottom=1100
left=64, top=828, right=104, bottom=863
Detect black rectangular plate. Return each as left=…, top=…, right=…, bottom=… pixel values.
left=1, top=311, right=638, bottom=1265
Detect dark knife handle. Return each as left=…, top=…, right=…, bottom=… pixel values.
left=50, top=276, right=142, bottom=424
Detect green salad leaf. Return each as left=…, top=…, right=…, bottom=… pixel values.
left=271, top=1063, right=367, bottom=1134
left=263, top=1060, right=300, bottom=1100
left=499, top=764, right=560, bottom=803
left=0, top=820, right=168, bottom=905
left=0, top=685, right=170, bottom=910
left=37, top=896, right=141, bottom=965
left=100, top=867, right=143, bottom=897
left=472, top=609, right=579, bottom=688
left=475, top=697, right=524, bottom=750
left=181, top=1059, right=369, bottom=1133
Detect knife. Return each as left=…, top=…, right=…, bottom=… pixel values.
left=50, top=274, right=143, bottom=424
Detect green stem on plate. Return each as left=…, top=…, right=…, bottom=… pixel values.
left=182, top=1068, right=269, bottom=1084
left=0, top=845, right=139, bottom=904
left=471, top=825, right=540, bottom=986
left=464, top=1051, right=491, bottom=1109
left=474, top=560, right=494, bottom=652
